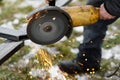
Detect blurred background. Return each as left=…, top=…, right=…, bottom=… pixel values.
left=0, top=0, right=120, bottom=80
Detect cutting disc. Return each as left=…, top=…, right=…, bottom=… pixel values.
left=27, top=7, right=71, bottom=45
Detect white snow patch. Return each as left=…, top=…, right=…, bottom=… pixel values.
left=4, top=0, right=17, bottom=3
left=47, top=47, right=60, bottom=55
left=29, top=68, right=48, bottom=78
left=75, top=75, right=88, bottom=80
left=76, top=35, right=83, bottom=43
left=14, top=13, right=27, bottom=19
left=18, top=0, right=46, bottom=8
left=17, top=59, right=29, bottom=68
left=72, top=0, right=78, bottom=2
left=70, top=48, right=79, bottom=54
left=13, top=19, right=19, bottom=24
left=0, top=21, right=14, bottom=29
left=102, top=45, right=120, bottom=60
left=23, top=48, right=38, bottom=60
left=109, top=35, right=116, bottom=39
left=58, top=36, right=67, bottom=42
left=102, top=49, right=113, bottom=59
left=29, top=66, right=66, bottom=80
left=48, top=66, right=66, bottom=80
left=20, top=23, right=27, bottom=28
left=74, top=26, right=84, bottom=32
left=111, top=26, right=118, bottom=31
left=24, top=40, right=35, bottom=46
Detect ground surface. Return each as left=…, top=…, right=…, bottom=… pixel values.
left=0, top=0, right=120, bottom=80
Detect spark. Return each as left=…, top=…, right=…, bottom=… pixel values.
left=60, top=54, right=64, bottom=58
left=92, top=68, right=95, bottom=71
left=52, top=17, right=56, bottom=20
left=90, top=41, right=93, bottom=43
left=87, top=68, right=90, bottom=71
left=90, top=72, right=93, bottom=74
left=85, top=58, right=88, bottom=61
left=36, top=49, right=52, bottom=69
left=114, top=33, right=119, bottom=36
left=83, top=54, right=86, bottom=56
left=92, top=71, right=95, bottom=74
left=35, top=12, right=40, bottom=19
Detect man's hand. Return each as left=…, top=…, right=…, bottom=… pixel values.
left=100, top=4, right=115, bottom=20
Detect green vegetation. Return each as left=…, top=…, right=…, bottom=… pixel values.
left=0, top=0, right=120, bottom=80
left=103, top=35, right=120, bottom=49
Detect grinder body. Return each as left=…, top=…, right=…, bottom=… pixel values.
left=63, top=6, right=99, bottom=27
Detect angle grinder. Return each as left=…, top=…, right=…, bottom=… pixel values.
left=27, top=0, right=99, bottom=45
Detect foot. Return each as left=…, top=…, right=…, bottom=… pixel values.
left=58, top=60, right=85, bottom=74
left=58, top=60, right=100, bottom=75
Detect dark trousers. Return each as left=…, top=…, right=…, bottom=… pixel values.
left=77, top=0, right=118, bottom=70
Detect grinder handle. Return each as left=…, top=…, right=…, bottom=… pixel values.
left=62, top=5, right=100, bottom=27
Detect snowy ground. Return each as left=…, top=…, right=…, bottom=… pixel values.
left=0, top=0, right=120, bottom=80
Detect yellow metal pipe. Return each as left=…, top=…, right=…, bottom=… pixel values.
left=62, top=5, right=100, bottom=27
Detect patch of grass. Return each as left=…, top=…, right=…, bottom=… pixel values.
left=3, top=46, right=31, bottom=65
left=96, top=58, right=120, bottom=76
left=0, top=46, right=35, bottom=80
left=112, top=18, right=120, bottom=28
left=19, top=6, right=34, bottom=14
left=0, top=63, right=38, bottom=80
left=0, top=39, right=4, bottom=43
left=0, top=0, right=33, bottom=25
left=51, top=43, right=76, bottom=64
left=103, top=35, right=120, bottom=49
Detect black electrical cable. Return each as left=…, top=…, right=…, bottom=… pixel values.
left=106, top=64, right=120, bottom=78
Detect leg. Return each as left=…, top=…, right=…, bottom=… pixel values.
left=58, top=0, right=118, bottom=74
left=76, top=0, right=118, bottom=72
left=76, top=19, right=118, bottom=72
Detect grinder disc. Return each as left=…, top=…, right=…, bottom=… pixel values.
left=27, top=7, right=70, bottom=45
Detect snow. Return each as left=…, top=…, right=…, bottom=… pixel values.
left=29, top=68, right=48, bottom=78
left=102, top=45, right=120, bottom=60
left=46, top=47, right=60, bottom=55
left=75, top=75, right=88, bottom=80
left=74, top=26, right=84, bottom=33
left=13, top=19, right=19, bottom=24
left=23, top=48, right=37, bottom=60
left=70, top=48, right=79, bottom=54
left=14, top=13, right=27, bottom=19
left=48, top=66, right=66, bottom=80
left=59, top=36, right=67, bottom=42
left=7, top=0, right=17, bottom=3
left=76, top=35, right=84, bottom=43
left=1, top=0, right=120, bottom=79
left=18, top=0, right=46, bottom=8
left=0, top=21, right=14, bottom=29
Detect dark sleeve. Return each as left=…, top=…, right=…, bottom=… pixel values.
left=104, top=0, right=120, bottom=17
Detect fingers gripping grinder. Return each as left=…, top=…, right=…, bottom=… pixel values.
left=27, top=0, right=100, bottom=45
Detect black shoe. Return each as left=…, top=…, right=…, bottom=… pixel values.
left=58, top=60, right=84, bottom=74
left=58, top=48, right=101, bottom=74
left=58, top=59, right=100, bottom=75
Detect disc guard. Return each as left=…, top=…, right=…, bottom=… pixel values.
left=27, top=7, right=72, bottom=45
